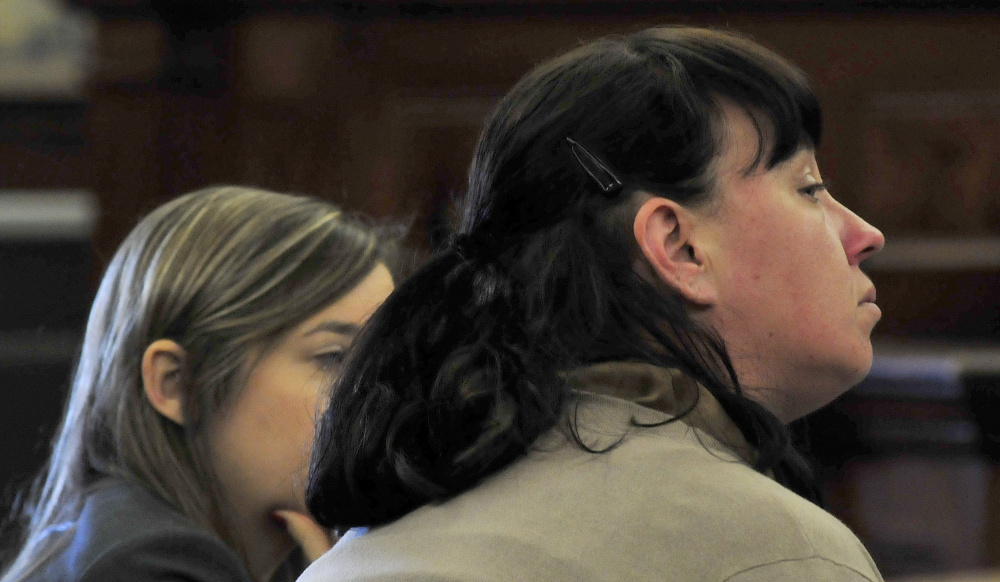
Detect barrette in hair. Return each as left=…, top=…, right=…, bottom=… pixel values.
left=565, top=136, right=624, bottom=198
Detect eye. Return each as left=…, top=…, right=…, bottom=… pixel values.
left=314, top=349, right=345, bottom=370
left=799, top=182, right=826, bottom=198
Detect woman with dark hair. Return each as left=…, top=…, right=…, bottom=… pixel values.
left=1, top=186, right=396, bottom=582
left=304, top=26, right=885, bottom=582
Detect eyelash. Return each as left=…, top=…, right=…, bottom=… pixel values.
left=799, top=183, right=826, bottom=198
left=314, top=349, right=345, bottom=369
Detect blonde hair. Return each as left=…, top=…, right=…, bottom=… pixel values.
left=2, top=186, right=393, bottom=581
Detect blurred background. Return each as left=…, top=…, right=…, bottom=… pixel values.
left=3, top=0, right=1000, bottom=578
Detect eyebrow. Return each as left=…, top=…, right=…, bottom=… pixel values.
left=304, top=321, right=361, bottom=337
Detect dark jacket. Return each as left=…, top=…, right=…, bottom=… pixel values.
left=23, top=479, right=278, bottom=582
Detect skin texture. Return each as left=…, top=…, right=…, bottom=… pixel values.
left=701, top=106, right=885, bottom=421
left=635, top=104, right=884, bottom=423
left=207, top=264, right=394, bottom=581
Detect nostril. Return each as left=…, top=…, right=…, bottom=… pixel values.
left=854, top=235, right=884, bottom=264
left=859, top=226, right=886, bottom=261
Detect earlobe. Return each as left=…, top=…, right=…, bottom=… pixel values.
left=141, top=339, right=188, bottom=425
left=633, top=197, right=717, bottom=306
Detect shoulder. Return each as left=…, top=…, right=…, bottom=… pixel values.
left=702, top=473, right=882, bottom=581
left=74, top=529, right=251, bottom=582
left=300, top=528, right=591, bottom=582
left=594, top=427, right=882, bottom=580
left=52, top=480, right=252, bottom=582
left=722, top=556, right=882, bottom=581
left=300, top=427, right=883, bottom=582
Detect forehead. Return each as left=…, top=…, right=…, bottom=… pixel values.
left=712, top=101, right=812, bottom=181
left=293, top=264, right=394, bottom=335
left=713, top=101, right=772, bottom=177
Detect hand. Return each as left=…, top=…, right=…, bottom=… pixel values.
left=272, top=510, right=336, bottom=563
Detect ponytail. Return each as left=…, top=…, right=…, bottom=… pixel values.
left=308, top=26, right=828, bottom=528
left=307, top=245, right=566, bottom=528
left=309, top=209, right=822, bottom=529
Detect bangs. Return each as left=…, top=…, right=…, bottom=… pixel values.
left=719, top=95, right=821, bottom=178
left=706, top=40, right=822, bottom=172
left=745, top=77, right=822, bottom=171
left=634, top=27, right=822, bottom=174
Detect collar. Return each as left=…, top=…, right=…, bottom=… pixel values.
left=561, top=361, right=756, bottom=464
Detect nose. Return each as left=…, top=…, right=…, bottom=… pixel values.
left=839, top=202, right=885, bottom=266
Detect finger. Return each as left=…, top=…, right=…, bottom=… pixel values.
left=272, top=510, right=334, bottom=562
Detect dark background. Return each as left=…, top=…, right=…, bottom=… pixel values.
left=5, top=1, right=1000, bottom=577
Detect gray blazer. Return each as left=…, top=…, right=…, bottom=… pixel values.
left=23, top=479, right=299, bottom=582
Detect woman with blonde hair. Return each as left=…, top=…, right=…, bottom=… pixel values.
left=0, top=186, right=395, bottom=582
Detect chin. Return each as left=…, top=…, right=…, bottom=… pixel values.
left=842, top=337, right=876, bottom=384
left=857, top=346, right=876, bottom=380
left=796, top=368, right=872, bottom=421
left=841, top=365, right=874, bottom=396
left=791, top=391, right=845, bottom=422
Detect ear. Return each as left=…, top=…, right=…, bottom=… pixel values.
left=141, top=339, right=189, bottom=425
left=633, top=196, right=716, bottom=306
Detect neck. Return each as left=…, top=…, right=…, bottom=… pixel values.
left=226, top=510, right=295, bottom=582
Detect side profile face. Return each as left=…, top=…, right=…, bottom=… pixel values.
left=696, top=104, right=884, bottom=421
left=208, top=264, right=394, bottom=522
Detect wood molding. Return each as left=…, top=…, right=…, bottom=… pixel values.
left=69, top=0, right=1000, bottom=18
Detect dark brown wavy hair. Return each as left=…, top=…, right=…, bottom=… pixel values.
left=308, top=26, right=823, bottom=528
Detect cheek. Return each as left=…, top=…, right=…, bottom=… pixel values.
left=714, top=219, right=769, bottom=289
left=264, top=379, right=323, bottom=451
left=778, top=218, right=845, bottom=288
left=289, top=389, right=322, bottom=453
left=232, top=370, right=323, bottom=462
left=734, top=227, right=846, bottom=330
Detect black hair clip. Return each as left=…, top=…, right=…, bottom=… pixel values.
left=565, top=137, right=624, bottom=198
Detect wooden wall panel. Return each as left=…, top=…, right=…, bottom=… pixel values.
left=0, top=101, right=88, bottom=188
left=86, top=90, right=164, bottom=260
left=72, top=7, right=1000, bottom=337
left=863, top=93, right=1000, bottom=236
